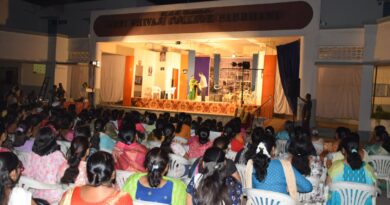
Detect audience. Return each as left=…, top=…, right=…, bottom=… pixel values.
left=160, top=123, right=187, bottom=158
left=91, top=119, right=116, bottom=153
left=276, top=120, right=293, bottom=140
left=365, top=125, right=390, bottom=155
left=326, top=134, right=376, bottom=205
left=175, top=113, right=192, bottom=140
left=186, top=147, right=243, bottom=205
left=0, top=152, right=38, bottom=205
left=112, top=123, right=147, bottom=172
left=23, top=127, right=66, bottom=203
left=188, top=125, right=212, bottom=159
left=123, top=147, right=186, bottom=205
left=59, top=136, right=90, bottom=185
left=60, top=151, right=133, bottom=204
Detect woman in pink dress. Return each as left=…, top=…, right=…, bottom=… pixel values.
left=188, top=126, right=212, bottom=159
left=23, top=127, right=66, bottom=204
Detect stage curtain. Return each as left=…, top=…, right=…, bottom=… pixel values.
left=100, top=54, right=125, bottom=103
left=276, top=40, right=300, bottom=115
left=274, top=62, right=292, bottom=115
left=316, top=66, right=362, bottom=120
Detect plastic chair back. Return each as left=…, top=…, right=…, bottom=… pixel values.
left=246, top=188, right=297, bottom=205
left=369, top=155, right=390, bottom=197
left=116, top=170, right=134, bottom=189
left=330, top=182, right=376, bottom=205
left=236, top=164, right=246, bottom=189
left=57, top=140, right=71, bottom=155
left=167, top=154, right=190, bottom=179
left=276, top=140, right=288, bottom=156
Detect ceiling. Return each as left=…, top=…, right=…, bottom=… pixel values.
left=117, top=36, right=300, bottom=57
left=23, top=0, right=213, bottom=6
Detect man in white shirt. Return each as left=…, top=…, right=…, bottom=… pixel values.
left=198, top=72, right=208, bottom=101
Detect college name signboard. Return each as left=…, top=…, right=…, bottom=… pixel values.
left=93, top=1, right=313, bottom=37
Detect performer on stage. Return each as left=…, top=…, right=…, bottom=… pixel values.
left=188, top=75, right=198, bottom=100
left=198, top=72, right=208, bottom=102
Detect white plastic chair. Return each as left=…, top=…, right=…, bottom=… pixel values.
left=226, top=149, right=237, bottom=161
left=245, top=188, right=297, bottom=205
left=116, top=170, right=134, bottom=189
left=166, top=87, right=176, bottom=99
left=173, top=136, right=188, bottom=145
left=167, top=154, right=190, bottom=179
left=15, top=151, right=29, bottom=167
left=276, top=140, right=288, bottom=156
left=146, top=141, right=162, bottom=149
left=57, top=140, right=71, bottom=155
left=209, top=131, right=222, bottom=141
left=133, top=200, right=168, bottom=205
left=152, top=86, right=161, bottom=99
left=329, top=182, right=376, bottom=205
left=369, top=155, right=390, bottom=198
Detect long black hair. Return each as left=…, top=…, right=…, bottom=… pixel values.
left=288, top=138, right=312, bottom=176
left=61, top=137, right=89, bottom=184
left=160, top=123, right=176, bottom=154
left=245, top=127, right=265, bottom=163
left=341, top=133, right=363, bottom=170
left=152, top=118, right=165, bottom=141
left=251, top=134, right=275, bottom=181
left=175, top=113, right=186, bottom=133
left=118, top=123, right=137, bottom=145
left=144, top=147, right=169, bottom=188
left=198, top=126, right=210, bottom=145
left=32, top=127, right=60, bottom=156
left=90, top=119, right=106, bottom=150
left=195, top=147, right=233, bottom=205
left=0, top=152, right=21, bottom=205
left=86, top=151, right=115, bottom=186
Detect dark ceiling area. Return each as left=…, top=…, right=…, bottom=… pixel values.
left=23, top=0, right=213, bottom=6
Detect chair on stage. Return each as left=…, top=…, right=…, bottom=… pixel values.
left=166, top=87, right=176, bottom=99
left=152, top=86, right=161, bottom=99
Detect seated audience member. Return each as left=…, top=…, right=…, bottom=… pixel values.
left=148, top=118, right=165, bottom=142
left=0, top=152, right=39, bottom=205
left=11, top=120, right=30, bottom=148
left=365, top=125, right=390, bottom=155
left=189, top=136, right=240, bottom=181
left=332, top=132, right=369, bottom=163
left=143, top=112, right=157, bottom=136
left=90, top=119, right=116, bottom=154
left=289, top=136, right=326, bottom=203
left=56, top=114, right=75, bottom=142
left=112, top=123, right=148, bottom=172
left=246, top=134, right=312, bottom=198
left=123, top=147, right=186, bottom=205
left=265, top=126, right=275, bottom=137
left=326, top=135, right=376, bottom=205
left=225, top=118, right=245, bottom=152
left=321, top=127, right=350, bottom=160
left=186, top=147, right=243, bottom=205
left=104, top=109, right=120, bottom=139
left=23, top=127, right=67, bottom=204
left=14, top=114, right=42, bottom=152
left=1, top=120, right=10, bottom=152
left=161, top=123, right=188, bottom=158
left=235, top=127, right=265, bottom=164
left=60, top=151, right=133, bottom=205
left=175, top=113, right=192, bottom=140
left=188, top=125, right=212, bottom=159
left=58, top=136, right=90, bottom=185
left=311, top=128, right=324, bottom=155
left=276, top=120, right=293, bottom=140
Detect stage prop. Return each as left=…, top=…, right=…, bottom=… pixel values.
left=130, top=97, right=259, bottom=116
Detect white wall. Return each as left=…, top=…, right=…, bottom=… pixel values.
left=164, top=52, right=181, bottom=92
left=133, top=48, right=159, bottom=98
left=20, top=63, right=44, bottom=86
left=375, top=19, right=390, bottom=60
left=319, top=28, right=365, bottom=46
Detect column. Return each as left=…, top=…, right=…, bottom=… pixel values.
left=214, top=54, right=220, bottom=86
left=187, top=50, right=196, bottom=93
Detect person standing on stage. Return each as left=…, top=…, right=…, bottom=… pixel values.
left=188, top=75, right=198, bottom=101
left=198, top=72, right=208, bottom=102
left=299, top=93, right=312, bottom=131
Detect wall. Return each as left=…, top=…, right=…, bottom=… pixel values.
left=375, top=18, right=390, bottom=60
left=319, top=28, right=365, bottom=46
left=133, top=48, right=159, bottom=98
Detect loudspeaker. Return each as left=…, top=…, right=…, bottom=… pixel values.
left=242, top=61, right=250, bottom=69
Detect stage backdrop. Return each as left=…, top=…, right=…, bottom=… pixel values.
left=194, top=57, right=210, bottom=96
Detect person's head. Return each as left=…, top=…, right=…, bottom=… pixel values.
left=0, top=152, right=23, bottom=205
left=160, top=123, right=176, bottom=154
left=251, top=134, right=276, bottom=181
left=25, top=114, right=42, bottom=134
left=196, top=147, right=231, bottom=205
left=153, top=118, right=165, bottom=140
left=373, top=125, right=387, bottom=143
left=59, top=83, right=63, bottom=88
left=335, top=127, right=350, bottom=140
left=288, top=138, right=312, bottom=176
left=61, top=137, right=90, bottom=184
left=198, top=126, right=210, bottom=145
left=144, top=147, right=169, bottom=188
left=74, top=126, right=91, bottom=139
left=32, top=127, right=59, bottom=156
left=341, top=133, right=363, bottom=170
left=86, top=151, right=115, bottom=186
left=212, top=136, right=229, bottom=151
left=94, top=119, right=105, bottom=133
left=118, top=124, right=137, bottom=145
left=145, top=112, right=157, bottom=125
left=244, top=127, right=265, bottom=163
left=198, top=72, right=203, bottom=77
left=82, top=82, right=88, bottom=88
left=222, top=122, right=235, bottom=140
left=305, top=93, right=311, bottom=101
left=284, top=120, right=293, bottom=131
left=265, top=126, right=275, bottom=137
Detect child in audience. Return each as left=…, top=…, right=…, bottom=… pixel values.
left=58, top=136, right=90, bottom=185
left=0, top=152, right=39, bottom=205
left=326, top=135, right=376, bottom=205
left=23, top=127, right=67, bottom=204
left=186, top=147, right=243, bottom=205
left=60, top=151, right=133, bottom=204
left=188, top=125, right=212, bottom=159
left=112, top=123, right=148, bottom=172
left=246, top=134, right=312, bottom=198
left=123, top=147, right=186, bottom=205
